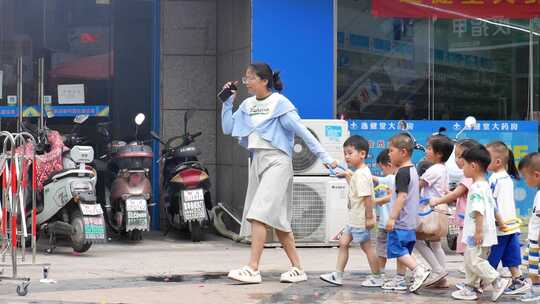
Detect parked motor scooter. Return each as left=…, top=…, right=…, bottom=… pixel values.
left=23, top=115, right=105, bottom=253
left=151, top=109, right=211, bottom=242
left=97, top=113, right=153, bottom=241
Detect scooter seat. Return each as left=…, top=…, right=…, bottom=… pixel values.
left=42, top=168, right=94, bottom=187
left=174, top=161, right=204, bottom=174
left=43, top=169, right=72, bottom=187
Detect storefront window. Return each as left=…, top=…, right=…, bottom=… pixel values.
left=433, top=19, right=539, bottom=120
left=337, top=0, right=430, bottom=120
left=337, top=0, right=540, bottom=121
left=0, top=0, right=154, bottom=140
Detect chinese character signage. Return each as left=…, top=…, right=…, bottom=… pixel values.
left=0, top=105, right=110, bottom=117
left=372, top=0, right=540, bottom=19
left=349, top=120, right=538, bottom=216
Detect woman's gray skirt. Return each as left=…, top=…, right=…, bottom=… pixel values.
left=239, top=149, right=293, bottom=238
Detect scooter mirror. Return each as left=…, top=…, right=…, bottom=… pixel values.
left=135, top=113, right=146, bottom=126
left=74, top=114, right=89, bottom=124
left=150, top=131, right=160, bottom=140
left=150, top=131, right=166, bottom=145
left=185, top=109, right=196, bottom=122
left=464, top=116, right=477, bottom=129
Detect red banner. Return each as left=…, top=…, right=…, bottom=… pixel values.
left=372, top=0, right=540, bottom=19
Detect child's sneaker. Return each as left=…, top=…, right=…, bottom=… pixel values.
left=381, top=276, right=407, bottom=291
left=452, top=285, right=479, bottom=301
left=409, top=264, right=431, bottom=292
left=505, top=277, right=532, bottom=295
left=320, top=272, right=343, bottom=286
left=456, top=282, right=484, bottom=294
left=520, top=290, right=540, bottom=302
left=361, top=274, right=385, bottom=287
left=491, top=277, right=511, bottom=302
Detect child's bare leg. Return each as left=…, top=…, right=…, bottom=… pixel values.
left=361, top=241, right=381, bottom=274
left=397, top=260, right=407, bottom=275
left=336, top=234, right=353, bottom=272
left=378, top=257, right=387, bottom=272
left=397, top=254, right=418, bottom=271
left=509, top=266, right=522, bottom=278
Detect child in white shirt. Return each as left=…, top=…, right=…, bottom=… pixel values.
left=452, top=145, right=510, bottom=302
left=320, top=135, right=381, bottom=287
left=486, top=141, right=530, bottom=295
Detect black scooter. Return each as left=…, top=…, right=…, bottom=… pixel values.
left=151, top=109, right=212, bottom=242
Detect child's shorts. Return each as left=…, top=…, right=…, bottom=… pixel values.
left=523, top=240, right=540, bottom=276
left=488, top=233, right=522, bottom=268
left=376, top=229, right=388, bottom=258
left=387, top=229, right=416, bottom=259
left=343, top=225, right=370, bottom=243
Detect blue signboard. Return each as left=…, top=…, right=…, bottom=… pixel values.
left=349, top=120, right=539, bottom=217
left=0, top=105, right=109, bottom=117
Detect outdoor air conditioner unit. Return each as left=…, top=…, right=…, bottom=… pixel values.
left=293, top=120, right=349, bottom=176
left=267, top=176, right=349, bottom=246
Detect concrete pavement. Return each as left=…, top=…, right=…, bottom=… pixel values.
left=0, top=231, right=534, bottom=303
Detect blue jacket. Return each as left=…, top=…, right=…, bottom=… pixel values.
left=221, top=93, right=333, bottom=164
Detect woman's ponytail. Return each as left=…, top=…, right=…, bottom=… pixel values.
left=272, top=71, right=283, bottom=92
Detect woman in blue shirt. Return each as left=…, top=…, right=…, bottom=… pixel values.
left=223, top=62, right=337, bottom=284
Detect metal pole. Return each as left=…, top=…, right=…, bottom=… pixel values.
left=17, top=57, right=23, bottom=133
left=432, top=18, right=436, bottom=120
left=4, top=135, right=18, bottom=278
left=18, top=156, right=25, bottom=262
left=31, top=156, right=36, bottom=264
left=38, top=58, right=45, bottom=130
left=427, top=18, right=431, bottom=120
left=530, top=20, right=534, bottom=120
left=1, top=152, right=7, bottom=264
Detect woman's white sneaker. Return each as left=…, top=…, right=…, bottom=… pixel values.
left=280, top=267, right=308, bottom=283
left=227, top=266, right=262, bottom=284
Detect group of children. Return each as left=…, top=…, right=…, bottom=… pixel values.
left=319, top=131, right=540, bottom=302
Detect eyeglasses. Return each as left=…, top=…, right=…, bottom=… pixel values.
left=242, top=76, right=259, bottom=84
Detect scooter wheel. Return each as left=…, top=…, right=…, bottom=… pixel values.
left=71, top=210, right=93, bottom=253
left=129, top=229, right=143, bottom=241
left=189, top=221, right=202, bottom=242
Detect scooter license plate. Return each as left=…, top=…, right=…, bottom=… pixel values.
left=181, top=189, right=206, bottom=221
left=126, top=198, right=147, bottom=211
left=80, top=204, right=104, bottom=216
left=183, top=189, right=204, bottom=202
